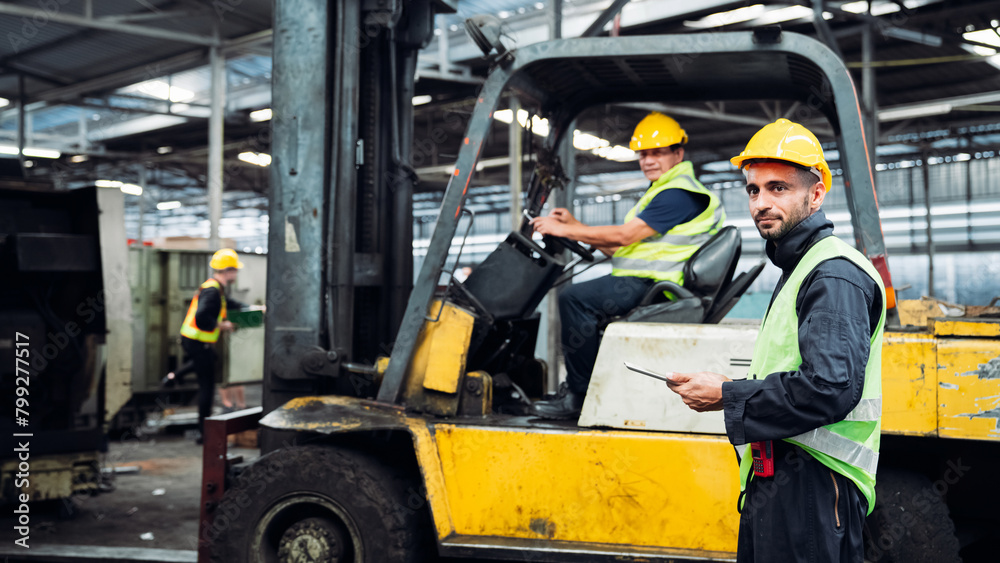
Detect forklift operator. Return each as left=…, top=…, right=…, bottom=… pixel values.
left=667, top=119, right=886, bottom=562
left=529, top=112, right=726, bottom=419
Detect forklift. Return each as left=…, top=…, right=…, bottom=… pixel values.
left=200, top=1, right=1000, bottom=561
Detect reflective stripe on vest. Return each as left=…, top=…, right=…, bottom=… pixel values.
left=611, top=161, right=726, bottom=283
left=179, top=279, right=227, bottom=343
left=739, top=235, right=886, bottom=514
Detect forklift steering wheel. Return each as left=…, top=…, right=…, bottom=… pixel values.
left=545, top=235, right=595, bottom=263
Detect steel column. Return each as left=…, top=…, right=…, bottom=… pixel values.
left=546, top=120, right=576, bottom=394
left=207, top=44, right=225, bottom=250
left=581, top=0, right=630, bottom=38
left=549, top=0, right=562, bottom=40
left=137, top=164, right=146, bottom=244
left=923, top=149, right=935, bottom=296
left=262, top=0, right=332, bottom=448
left=509, top=98, right=523, bottom=230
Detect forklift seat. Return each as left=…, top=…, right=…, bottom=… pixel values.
left=621, top=226, right=765, bottom=324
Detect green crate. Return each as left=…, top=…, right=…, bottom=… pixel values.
left=228, top=308, right=265, bottom=328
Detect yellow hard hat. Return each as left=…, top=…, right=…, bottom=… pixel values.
left=730, top=118, right=832, bottom=191
left=629, top=112, right=688, bottom=151
left=210, top=248, right=244, bottom=270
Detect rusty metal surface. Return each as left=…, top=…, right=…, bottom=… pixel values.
left=259, top=395, right=411, bottom=433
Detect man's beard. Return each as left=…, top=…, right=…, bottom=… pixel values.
left=755, top=196, right=811, bottom=241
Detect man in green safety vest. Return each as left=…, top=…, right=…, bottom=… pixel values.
left=667, top=119, right=886, bottom=562
left=529, top=112, right=726, bottom=419
left=164, top=248, right=247, bottom=443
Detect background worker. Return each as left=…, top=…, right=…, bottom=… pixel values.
left=529, top=112, right=726, bottom=419
left=666, top=118, right=886, bottom=561
left=164, top=248, right=247, bottom=442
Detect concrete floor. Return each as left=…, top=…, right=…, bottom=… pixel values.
left=0, top=387, right=260, bottom=561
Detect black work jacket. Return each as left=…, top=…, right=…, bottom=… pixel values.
left=193, top=285, right=247, bottom=333
left=721, top=209, right=883, bottom=446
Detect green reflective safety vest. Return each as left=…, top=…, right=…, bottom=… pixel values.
left=179, top=279, right=228, bottom=343
left=612, top=161, right=726, bottom=284
left=739, top=235, right=886, bottom=514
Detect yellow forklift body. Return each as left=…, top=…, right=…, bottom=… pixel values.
left=934, top=331, right=1000, bottom=441
left=430, top=426, right=739, bottom=550
left=880, top=332, right=938, bottom=436
left=264, top=395, right=740, bottom=556
left=879, top=320, right=1000, bottom=441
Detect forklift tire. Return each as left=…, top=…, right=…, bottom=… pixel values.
left=208, top=445, right=432, bottom=563
left=863, top=468, right=961, bottom=563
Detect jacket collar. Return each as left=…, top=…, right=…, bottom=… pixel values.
left=651, top=160, right=694, bottom=187
left=765, top=208, right=835, bottom=273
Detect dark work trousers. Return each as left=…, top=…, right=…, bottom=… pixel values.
left=737, top=441, right=868, bottom=563
left=559, top=274, right=655, bottom=394
left=180, top=336, right=218, bottom=434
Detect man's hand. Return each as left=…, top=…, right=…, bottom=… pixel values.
left=667, top=371, right=730, bottom=412
left=220, top=320, right=237, bottom=333
left=547, top=207, right=581, bottom=226
left=530, top=207, right=584, bottom=238
left=530, top=215, right=570, bottom=237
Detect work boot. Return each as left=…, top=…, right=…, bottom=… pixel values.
left=530, top=383, right=585, bottom=420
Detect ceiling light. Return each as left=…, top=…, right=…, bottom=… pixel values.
left=157, top=201, right=182, bottom=210
left=573, top=130, right=610, bottom=151
left=23, top=160, right=33, bottom=168
left=753, top=5, right=814, bottom=26
left=684, top=5, right=765, bottom=28
left=0, top=97, right=9, bottom=108
left=120, top=183, right=143, bottom=196
left=963, top=29, right=1000, bottom=71
left=493, top=109, right=514, bottom=123
left=249, top=108, right=272, bottom=122
left=70, top=154, right=89, bottom=163
left=0, top=145, right=61, bottom=158
left=593, top=145, right=637, bottom=162
left=879, top=102, right=953, bottom=121
left=124, top=79, right=195, bottom=103
left=238, top=152, right=272, bottom=167
left=412, top=95, right=433, bottom=106
left=157, top=146, right=173, bottom=154
left=841, top=1, right=901, bottom=16
left=22, top=147, right=61, bottom=159
left=96, top=179, right=122, bottom=188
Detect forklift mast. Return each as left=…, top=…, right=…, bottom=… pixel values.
left=263, top=0, right=456, bottom=451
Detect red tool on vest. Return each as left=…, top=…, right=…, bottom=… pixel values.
left=750, top=440, right=775, bottom=477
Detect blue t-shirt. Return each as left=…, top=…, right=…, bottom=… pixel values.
left=636, top=187, right=709, bottom=234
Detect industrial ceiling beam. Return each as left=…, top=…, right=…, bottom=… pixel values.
left=0, top=3, right=218, bottom=46
left=28, top=29, right=270, bottom=104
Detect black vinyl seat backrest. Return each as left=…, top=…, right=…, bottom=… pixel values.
left=681, top=225, right=742, bottom=304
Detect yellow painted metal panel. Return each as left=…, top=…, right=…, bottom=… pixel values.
left=422, top=302, right=474, bottom=393
left=937, top=339, right=1000, bottom=440
left=932, top=318, right=1000, bottom=338
left=881, top=331, right=937, bottom=436
left=405, top=419, right=457, bottom=539
left=432, top=425, right=740, bottom=553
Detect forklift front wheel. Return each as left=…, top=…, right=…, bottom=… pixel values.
left=208, top=445, right=431, bottom=563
